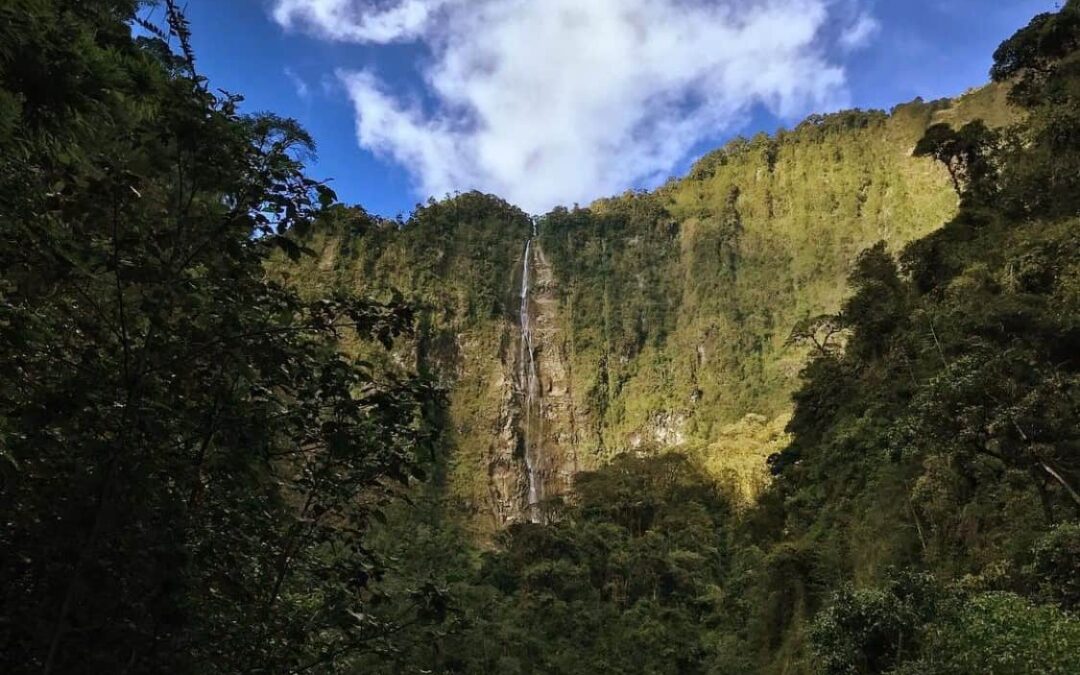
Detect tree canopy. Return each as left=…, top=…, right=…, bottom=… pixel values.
left=0, top=2, right=437, bottom=672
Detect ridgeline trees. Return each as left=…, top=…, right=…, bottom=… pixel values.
left=912, top=121, right=999, bottom=201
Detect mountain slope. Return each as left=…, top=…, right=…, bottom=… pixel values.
left=287, top=86, right=1011, bottom=528
left=344, top=5, right=1080, bottom=667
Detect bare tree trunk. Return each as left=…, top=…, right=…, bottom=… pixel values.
left=1039, top=462, right=1080, bottom=511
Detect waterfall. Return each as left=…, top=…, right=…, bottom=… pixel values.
left=520, top=226, right=541, bottom=522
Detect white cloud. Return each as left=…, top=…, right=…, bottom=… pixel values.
left=840, top=12, right=880, bottom=51
left=284, top=67, right=311, bottom=100
left=274, top=0, right=875, bottom=213
left=272, top=0, right=454, bottom=42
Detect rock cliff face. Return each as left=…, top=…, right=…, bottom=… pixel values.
left=472, top=327, right=525, bottom=527
left=282, top=88, right=1012, bottom=532
left=521, top=240, right=582, bottom=520
left=467, top=235, right=587, bottom=527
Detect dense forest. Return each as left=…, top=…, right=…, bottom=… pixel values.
left=1, top=1, right=1078, bottom=674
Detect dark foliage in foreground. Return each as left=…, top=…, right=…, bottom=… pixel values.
left=0, top=2, right=438, bottom=672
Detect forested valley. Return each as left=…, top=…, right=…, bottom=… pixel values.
left=1, top=1, right=1078, bottom=674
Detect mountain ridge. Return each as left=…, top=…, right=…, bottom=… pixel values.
left=282, top=83, right=1014, bottom=530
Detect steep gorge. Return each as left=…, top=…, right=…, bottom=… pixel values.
left=284, top=86, right=1012, bottom=530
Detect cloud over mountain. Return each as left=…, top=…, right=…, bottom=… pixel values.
left=273, top=0, right=875, bottom=213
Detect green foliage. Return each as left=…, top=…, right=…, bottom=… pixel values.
left=354, top=455, right=737, bottom=675
left=991, top=0, right=1080, bottom=218
left=810, top=573, right=940, bottom=675
left=0, top=2, right=436, bottom=672
left=812, top=579, right=1080, bottom=675
left=912, top=121, right=1000, bottom=202
left=991, top=0, right=1080, bottom=105
left=894, top=592, right=1080, bottom=675
left=1029, top=522, right=1080, bottom=610
left=759, top=6, right=1080, bottom=670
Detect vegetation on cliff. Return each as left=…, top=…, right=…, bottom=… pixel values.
left=332, top=3, right=1080, bottom=673
left=296, top=83, right=1012, bottom=521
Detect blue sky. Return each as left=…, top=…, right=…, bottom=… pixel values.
left=179, top=0, right=1057, bottom=217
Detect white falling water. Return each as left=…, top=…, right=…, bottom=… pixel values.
left=520, top=229, right=541, bottom=522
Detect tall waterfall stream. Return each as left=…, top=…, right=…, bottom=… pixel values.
left=519, top=225, right=542, bottom=522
